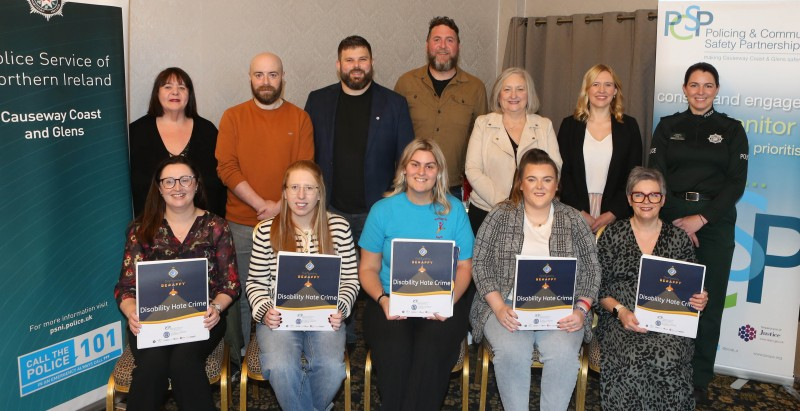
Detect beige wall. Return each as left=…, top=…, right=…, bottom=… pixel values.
left=129, top=0, right=500, bottom=125
left=129, top=0, right=659, bottom=125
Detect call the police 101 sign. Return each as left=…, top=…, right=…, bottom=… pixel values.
left=635, top=255, right=705, bottom=338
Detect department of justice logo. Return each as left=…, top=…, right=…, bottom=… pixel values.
left=708, top=134, right=723, bottom=144
left=28, top=0, right=65, bottom=21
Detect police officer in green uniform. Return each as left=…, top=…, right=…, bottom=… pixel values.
left=649, top=62, right=748, bottom=403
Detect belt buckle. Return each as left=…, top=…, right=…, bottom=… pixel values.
left=685, top=192, right=700, bottom=201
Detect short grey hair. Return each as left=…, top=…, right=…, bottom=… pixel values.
left=625, top=166, right=666, bottom=195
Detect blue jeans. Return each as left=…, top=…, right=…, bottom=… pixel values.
left=484, top=313, right=584, bottom=411
left=229, top=221, right=254, bottom=356
left=256, top=322, right=346, bottom=411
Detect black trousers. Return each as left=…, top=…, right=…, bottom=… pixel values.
left=363, top=297, right=469, bottom=411
left=663, top=199, right=736, bottom=388
left=126, top=316, right=226, bottom=411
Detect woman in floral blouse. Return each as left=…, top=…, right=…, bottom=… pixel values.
left=114, top=156, right=239, bottom=411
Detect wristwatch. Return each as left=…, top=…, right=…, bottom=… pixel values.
left=210, top=302, right=222, bottom=314
left=612, top=304, right=625, bottom=318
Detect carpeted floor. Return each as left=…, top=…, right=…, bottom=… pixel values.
left=151, top=299, right=800, bottom=410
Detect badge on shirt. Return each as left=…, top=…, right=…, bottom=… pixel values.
left=670, top=133, right=685, bottom=141
left=708, top=134, right=723, bottom=144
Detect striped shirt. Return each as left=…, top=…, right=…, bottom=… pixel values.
left=246, top=213, right=359, bottom=324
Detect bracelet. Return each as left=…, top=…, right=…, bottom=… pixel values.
left=576, top=298, right=591, bottom=311
left=376, top=292, right=388, bottom=304
left=575, top=305, right=588, bottom=319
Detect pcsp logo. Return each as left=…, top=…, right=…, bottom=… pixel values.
left=664, top=5, right=714, bottom=40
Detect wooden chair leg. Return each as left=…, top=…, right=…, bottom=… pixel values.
left=473, top=343, right=483, bottom=385
left=105, top=375, right=116, bottom=411
left=364, top=351, right=372, bottom=411
left=479, top=343, right=490, bottom=411
left=576, top=345, right=589, bottom=411
left=461, top=340, right=470, bottom=411
left=239, top=358, right=249, bottom=411
left=344, top=349, right=351, bottom=411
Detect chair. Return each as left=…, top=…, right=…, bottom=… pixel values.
left=475, top=340, right=588, bottom=411
left=364, top=338, right=470, bottom=411
left=106, top=339, right=230, bottom=411
left=239, top=334, right=351, bottom=411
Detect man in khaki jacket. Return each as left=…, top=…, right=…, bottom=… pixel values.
left=394, top=16, right=488, bottom=199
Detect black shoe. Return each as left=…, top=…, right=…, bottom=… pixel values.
left=693, top=386, right=709, bottom=405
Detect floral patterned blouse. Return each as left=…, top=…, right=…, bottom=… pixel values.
left=114, top=212, right=240, bottom=304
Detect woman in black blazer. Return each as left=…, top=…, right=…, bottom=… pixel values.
left=557, top=64, right=643, bottom=232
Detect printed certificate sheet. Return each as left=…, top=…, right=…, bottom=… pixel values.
left=136, top=258, right=209, bottom=349
left=635, top=255, right=705, bottom=338
left=389, top=239, right=456, bottom=317
left=513, top=256, right=577, bottom=330
left=275, top=252, right=341, bottom=331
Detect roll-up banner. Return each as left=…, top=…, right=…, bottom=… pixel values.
left=0, top=0, right=130, bottom=409
left=655, top=0, right=799, bottom=385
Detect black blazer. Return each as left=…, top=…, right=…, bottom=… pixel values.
left=556, top=114, right=643, bottom=219
left=305, top=82, right=414, bottom=209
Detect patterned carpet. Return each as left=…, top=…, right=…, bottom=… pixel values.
left=154, top=299, right=800, bottom=410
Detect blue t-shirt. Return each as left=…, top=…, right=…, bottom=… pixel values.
left=359, top=192, right=475, bottom=293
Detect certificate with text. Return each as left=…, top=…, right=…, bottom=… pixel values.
left=136, top=258, right=209, bottom=349
left=389, top=239, right=456, bottom=317
left=513, top=256, right=577, bottom=330
left=635, top=255, right=705, bottom=338
left=275, top=252, right=341, bottom=331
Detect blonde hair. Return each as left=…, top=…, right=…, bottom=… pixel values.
left=489, top=67, right=540, bottom=114
left=573, top=64, right=625, bottom=123
left=386, top=139, right=451, bottom=215
left=266, top=160, right=334, bottom=255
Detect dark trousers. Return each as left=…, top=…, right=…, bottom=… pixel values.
left=663, top=200, right=736, bottom=388
left=329, top=205, right=368, bottom=345
left=126, top=317, right=226, bottom=411
left=363, top=297, right=469, bottom=411
left=467, top=204, right=490, bottom=236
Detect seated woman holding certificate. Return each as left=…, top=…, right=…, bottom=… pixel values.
left=114, top=156, right=240, bottom=411
left=359, top=139, right=474, bottom=411
left=246, top=160, right=359, bottom=411
left=469, top=148, right=600, bottom=411
left=596, top=167, right=708, bottom=410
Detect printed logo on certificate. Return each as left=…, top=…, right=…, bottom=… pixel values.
left=635, top=255, right=706, bottom=338
left=274, top=252, right=342, bottom=331
left=135, top=258, right=209, bottom=349
left=389, top=239, right=456, bottom=317
left=513, top=256, right=577, bottom=330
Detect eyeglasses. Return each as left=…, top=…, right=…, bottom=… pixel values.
left=630, top=192, right=663, bottom=203
left=159, top=175, right=195, bottom=189
left=286, top=184, right=319, bottom=195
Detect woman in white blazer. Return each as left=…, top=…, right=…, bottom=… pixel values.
left=465, top=67, right=562, bottom=234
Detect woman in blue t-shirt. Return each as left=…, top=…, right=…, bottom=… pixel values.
left=359, top=139, right=475, bottom=411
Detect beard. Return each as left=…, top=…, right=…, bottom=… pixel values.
left=339, top=67, right=373, bottom=91
left=251, top=82, right=282, bottom=105
left=427, top=50, right=459, bottom=72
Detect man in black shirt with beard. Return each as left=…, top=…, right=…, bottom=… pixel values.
left=305, top=35, right=414, bottom=348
